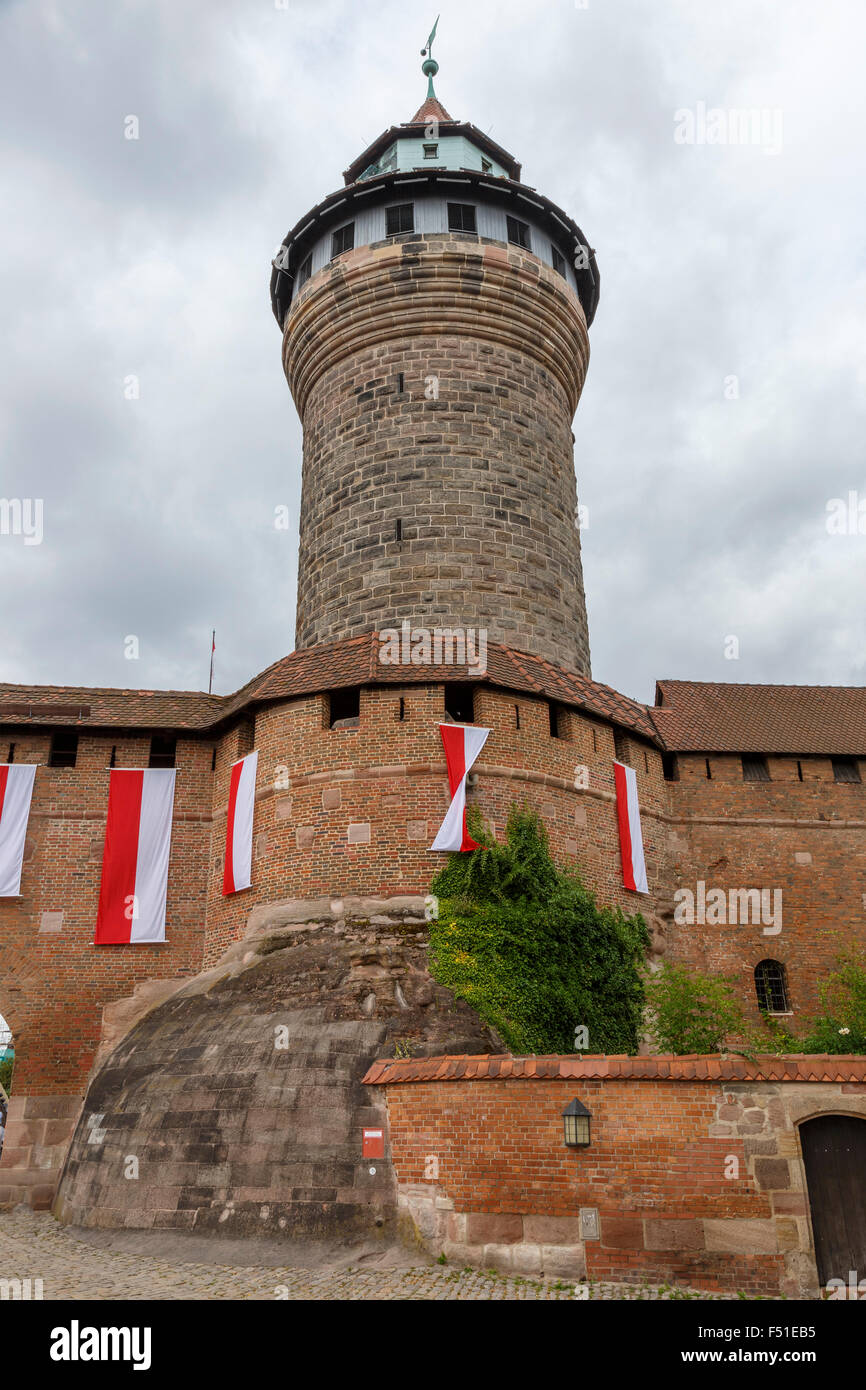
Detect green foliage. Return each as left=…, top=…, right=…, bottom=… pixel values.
left=0, top=1055, right=12, bottom=1096
left=429, top=806, right=649, bottom=1054
left=801, top=950, right=866, bottom=1054
left=642, top=962, right=745, bottom=1055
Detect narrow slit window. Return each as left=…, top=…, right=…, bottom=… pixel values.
left=398, top=697, right=406, bottom=722
left=396, top=372, right=404, bottom=393
left=109, top=745, right=116, bottom=768
left=395, top=518, right=402, bottom=542
left=705, top=757, right=712, bottom=780
left=515, top=705, right=521, bottom=730
left=6, top=742, right=15, bottom=764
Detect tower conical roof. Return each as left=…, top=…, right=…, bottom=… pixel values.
left=409, top=94, right=453, bottom=124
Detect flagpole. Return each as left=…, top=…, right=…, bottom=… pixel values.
left=208, top=630, right=215, bottom=694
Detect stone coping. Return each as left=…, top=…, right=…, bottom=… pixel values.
left=362, top=1052, right=866, bottom=1085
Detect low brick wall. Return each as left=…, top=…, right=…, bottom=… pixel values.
left=363, top=1054, right=866, bottom=1297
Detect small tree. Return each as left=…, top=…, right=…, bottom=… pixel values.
left=643, top=962, right=745, bottom=1055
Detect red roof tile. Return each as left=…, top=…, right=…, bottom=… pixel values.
left=360, top=1053, right=866, bottom=1085
left=652, top=680, right=866, bottom=755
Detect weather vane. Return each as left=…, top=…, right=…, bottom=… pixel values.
left=421, top=16, right=439, bottom=61
left=420, top=16, right=440, bottom=100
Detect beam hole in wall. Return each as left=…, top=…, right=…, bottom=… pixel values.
left=705, top=757, right=712, bottom=780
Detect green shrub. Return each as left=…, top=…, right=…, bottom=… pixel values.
left=801, top=950, right=866, bottom=1054
left=0, top=1054, right=12, bottom=1096
left=429, top=806, right=649, bottom=1054
left=642, top=962, right=745, bottom=1055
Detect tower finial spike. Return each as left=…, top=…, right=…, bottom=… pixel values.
left=420, top=16, right=440, bottom=100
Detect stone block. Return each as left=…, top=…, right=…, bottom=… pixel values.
left=600, top=1215, right=644, bottom=1249
left=406, top=820, right=427, bottom=840
left=465, top=1212, right=523, bottom=1245
left=347, top=822, right=371, bottom=845
left=274, top=796, right=293, bottom=820
left=511, top=1243, right=544, bottom=1276
left=523, top=1215, right=583, bottom=1245
left=322, top=787, right=342, bottom=811
left=754, top=1158, right=791, bottom=1190
left=296, top=827, right=315, bottom=849
left=774, top=1218, right=801, bottom=1251
left=540, top=1244, right=585, bottom=1279
left=644, top=1219, right=704, bottom=1251
left=704, top=1219, right=777, bottom=1254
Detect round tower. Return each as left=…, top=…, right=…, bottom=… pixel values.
left=271, top=54, right=599, bottom=675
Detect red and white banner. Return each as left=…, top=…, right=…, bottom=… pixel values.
left=430, top=724, right=490, bottom=852
left=223, top=750, right=258, bottom=895
left=94, top=769, right=176, bottom=944
left=0, top=764, right=37, bottom=897
left=614, top=761, right=649, bottom=894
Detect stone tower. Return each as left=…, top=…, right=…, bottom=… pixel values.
left=271, top=50, right=599, bottom=675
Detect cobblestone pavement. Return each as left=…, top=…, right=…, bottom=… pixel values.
left=0, top=1209, right=753, bottom=1300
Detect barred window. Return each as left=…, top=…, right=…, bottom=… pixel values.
left=755, top=959, right=789, bottom=1014
left=742, top=755, right=770, bottom=782
left=832, top=756, right=862, bottom=784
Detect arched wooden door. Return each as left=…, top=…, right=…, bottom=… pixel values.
left=800, top=1115, right=866, bottom=1287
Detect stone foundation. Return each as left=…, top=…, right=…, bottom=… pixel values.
left=53, top=896, right=497, bottom=1237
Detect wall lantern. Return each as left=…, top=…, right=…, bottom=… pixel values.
left=562, top=1098, right=592, bottom=1147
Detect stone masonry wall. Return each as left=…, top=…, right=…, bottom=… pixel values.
left=367, top=1058, right=866, bottom=1297
left=284, top=234, right=592, bottom=674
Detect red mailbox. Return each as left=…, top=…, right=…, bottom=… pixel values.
left=362, top=1127, right=385, bottom=1159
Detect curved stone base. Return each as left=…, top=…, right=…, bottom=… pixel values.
left=54, top=897, right=498, bottom=1239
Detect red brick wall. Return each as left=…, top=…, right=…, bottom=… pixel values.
left=666, top=753, right=866, bottom=1026
left=0, top=731, right=212, bottom=1094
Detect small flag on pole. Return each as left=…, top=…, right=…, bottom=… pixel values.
left=613, top=761, right=649, bottom=894
left=430, top=723, right=489, bottom=852
left=208, top=630, right=216, bottom=695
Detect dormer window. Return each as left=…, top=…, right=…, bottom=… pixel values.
left=423, top=142, right=438, bottom=159
left=448, top=203, right=477, bottom=233
left=331, top=222, right=354, bottom=259
left=386, top=203, right=414, bottom=236
left=506, top=216, right=531, bottom=250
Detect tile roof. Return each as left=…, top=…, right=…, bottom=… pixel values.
left=0, top=634, right=658, bottom=739
left=408, top=97, right=453, bottom=124
left=652, top=680, right=866, bottom=755
left=362, top=1052, right=866, bottom=1085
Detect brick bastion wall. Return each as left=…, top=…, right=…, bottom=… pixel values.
left=363, top=1053, right=866, bottom=1298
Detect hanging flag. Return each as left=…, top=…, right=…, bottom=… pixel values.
left=430, top=724, right=490, bottom=852
left=614, top=761, right=649, bottom=894
left=0, top=764, right=37, bottom=897
left=94, top=769, right=176, bottom=944
left=223, top=750, right=258, bottom=895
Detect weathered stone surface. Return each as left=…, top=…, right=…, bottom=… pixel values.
left=644, top=1219, right=705, bottom=1251
left=465, top=1213, right=523, bottom=1245
left=704, top=1219, right=778, bottom=1254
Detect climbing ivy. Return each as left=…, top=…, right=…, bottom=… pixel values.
left=428, top=806, right=649, bottom=1054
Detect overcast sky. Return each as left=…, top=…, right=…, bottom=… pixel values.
left=1, top=0, right=864, bottom=706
